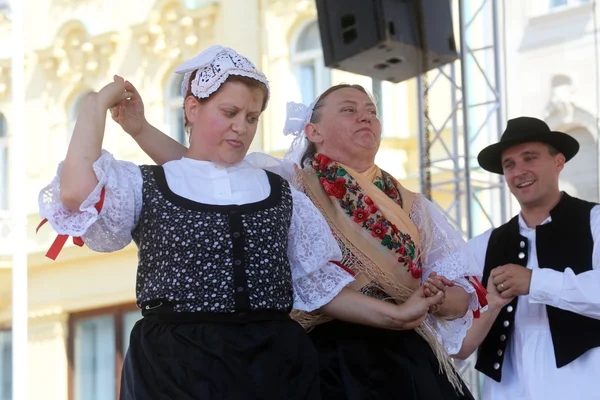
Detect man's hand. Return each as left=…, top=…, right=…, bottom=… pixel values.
left=491, top=263, right=532, bottom=298
left=486, top=272, right=515, bottom=309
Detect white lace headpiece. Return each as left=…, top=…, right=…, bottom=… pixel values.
left=174, top=45, right=270, bottom=106
left=282, top=97, right=320, bottom=165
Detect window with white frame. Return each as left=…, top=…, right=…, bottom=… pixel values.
left=0, top=329, right=11, bottom=400
left=165, top=74, right=188, bottom=146
left=550, top=0, right=589, bottom=8
left=184, top=0, right=218, bottom=8
left=292, top=20, right=330, bottom=105
left=70, top=305, right=141, bottom=400
left=68, top=92, right=91, bottom=141
left=0, top=114, right=7, bottom=210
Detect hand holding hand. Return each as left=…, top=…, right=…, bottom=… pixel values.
left=109, top=76, right=148, bottom=137
left=485, top=274, right=515, bottom=311
left=398, top=286, right=444, bottom=329
left=423, top=272, right=454, bottom=314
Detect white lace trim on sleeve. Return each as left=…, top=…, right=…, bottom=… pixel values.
left=287, top=187, right=354, bottom=311
left=410, top=193, right=483, bottom=354
left=38, top=150, right=143, bottom=252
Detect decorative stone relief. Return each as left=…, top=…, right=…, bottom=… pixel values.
left=37, top=21, right=118, bottom=84
left=132, top=0, right=218, bottom=60
left=545, top=74, right=575, bottom=121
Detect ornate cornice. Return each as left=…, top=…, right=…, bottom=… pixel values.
left=37, top=20, right=119, bottom=83
left=132, top=0, right=218, bottom=60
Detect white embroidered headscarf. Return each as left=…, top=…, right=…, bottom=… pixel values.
left=175, top=45, right=270, bottom=106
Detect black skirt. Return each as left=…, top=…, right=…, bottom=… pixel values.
left=308, top=320, right=475, bottom=400
left=120, top=309, right=320, bottom=400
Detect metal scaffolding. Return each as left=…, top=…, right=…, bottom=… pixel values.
left=419, top=0, right=507, bottom=239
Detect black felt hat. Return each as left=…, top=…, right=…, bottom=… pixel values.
left=477, top=116, right=580, bottom=174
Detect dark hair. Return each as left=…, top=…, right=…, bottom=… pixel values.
left=545, top=143, right=559, bottom=156
left=300, top=83, right=373, bottom=167
left=183, top=72, right=269, bottom=132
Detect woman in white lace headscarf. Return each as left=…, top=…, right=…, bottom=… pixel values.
left=37, top=48, right=445, bottom=400
left=106, top=80, right=487, bottom=399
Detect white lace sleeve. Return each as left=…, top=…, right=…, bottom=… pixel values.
left=38, top=150, right=143, bottom=253
left=287, top=187, right=355, bottom=311
left=410, top=193, right=483, bottom=355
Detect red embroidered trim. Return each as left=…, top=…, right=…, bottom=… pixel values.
left=331, top=260, right=356, bottom=277
left=468, top=276, right=488, bottom=319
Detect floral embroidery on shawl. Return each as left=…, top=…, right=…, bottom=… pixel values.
left=310, top=153, right=423, bottom=279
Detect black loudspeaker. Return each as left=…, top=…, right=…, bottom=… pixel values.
left=315, top=0, right=459, bottom=83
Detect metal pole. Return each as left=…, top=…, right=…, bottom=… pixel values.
left=417, top=75, right=427, bottom=196
left=449, top=63, right=463, bottom=231
left=491, top=0, right=507, bottom=223
left=458, top=0, right=473, bottom=238
left=11, top=0, right=27, bottom=399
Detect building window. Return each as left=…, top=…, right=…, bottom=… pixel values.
left=0, top=114, right=7, bottom=210
left=0, top=329, right=11, bottom=400
left=550, top=0, right=589, bottom=8
left=184, top=0, right=218, bottom=8
left=166, top=74, right=188, bottom=145
left=291, top=20, right=330, bottom=105
left=69, top=304, right=141, bottom=400
left=68, top=92, right=91, bottom=141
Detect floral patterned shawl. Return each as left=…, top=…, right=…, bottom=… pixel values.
left=291, top=153, right=465, bottom=392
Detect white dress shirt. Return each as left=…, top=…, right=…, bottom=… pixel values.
left=162, top=157, right=272, bottom=205
left=467, top=206, right=600, bottom=400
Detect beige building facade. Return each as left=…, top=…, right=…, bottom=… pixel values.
left=503, top=0, right=600, bottom=214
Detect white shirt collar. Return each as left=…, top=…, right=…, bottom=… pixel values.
left=517, top=212, right=552, bottom=231
left=178, top=157, right=253, bottom=170
left=517, top=192, right=567, bottom=231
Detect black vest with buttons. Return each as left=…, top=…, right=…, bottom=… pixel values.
left=132, top=165, right=295, bottom=314
left=475, top=192, right=600, bottom=382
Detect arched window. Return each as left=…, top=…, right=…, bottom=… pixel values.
left=0, top=113, right=7, bottom=210
left=165, top=74, right=187, bottom=146
left=291, top=20, right=330, bottom=104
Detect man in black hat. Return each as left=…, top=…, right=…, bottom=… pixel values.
left=454, top=116, right=600, bottom=400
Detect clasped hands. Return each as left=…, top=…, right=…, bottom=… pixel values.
left=489, top=263, right=532, bottom=300
left=424, top=264, right=532, bottom=314
left=423, top=272, right=454, bottom=315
